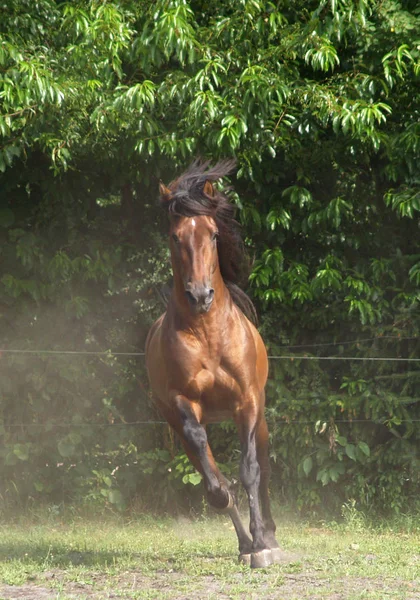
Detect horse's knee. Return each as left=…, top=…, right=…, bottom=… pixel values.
left=183, top=419, right=207, bottom=455
left=177, top=404, right=207, bottom=456
left=176, top=402, right=233, bottom=510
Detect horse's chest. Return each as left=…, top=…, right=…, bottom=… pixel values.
left=196, top=364, right=243, bottom=420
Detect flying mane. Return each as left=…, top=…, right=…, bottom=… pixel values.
left=161, top=160, right=257, bottom=325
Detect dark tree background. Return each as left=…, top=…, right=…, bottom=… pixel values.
left=0, top=0, right=419, bottom=514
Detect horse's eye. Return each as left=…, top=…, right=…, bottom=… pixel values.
left=172, top=233, right=180, bottom=244
left=212, top=231, right=219, bottom=242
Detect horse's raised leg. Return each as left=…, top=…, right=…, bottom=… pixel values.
left=167, top=396, right=252, bottom=557
left=217, top=473, right=253, bottom=563
left=237, top=407, right=274, bottom=568
left=256, top=415, right=281, bottom=561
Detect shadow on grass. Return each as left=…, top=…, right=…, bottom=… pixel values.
left=0, top=538, right=234, bottom=572
left=0, top=540, right=161, bottom=570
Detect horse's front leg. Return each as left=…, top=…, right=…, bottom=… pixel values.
left=237, top=406, right=274, bottom=568
left=166, top=395, right=252, bottom=558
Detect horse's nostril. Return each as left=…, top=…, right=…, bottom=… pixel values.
left=185, top=290, right=198, bottom=305
left=185, top=287, right=214, bottom=308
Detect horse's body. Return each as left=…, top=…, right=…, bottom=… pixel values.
left=146, top=161, right=280, bottom=568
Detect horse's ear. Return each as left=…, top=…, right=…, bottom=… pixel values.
left=203, top=179, right=215, bottom=198
left=159, top=182, right=172, bottom=203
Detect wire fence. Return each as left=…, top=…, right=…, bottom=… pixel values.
left=4, top=418, right=420, bottom=428
left=1, top=334, right=418, bottom=354
left=1, top=335, right=418, bottom=429
left=0, top=342, right=419, bottom=362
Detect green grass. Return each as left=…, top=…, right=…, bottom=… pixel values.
left=0, top=511, right=419, bottom=599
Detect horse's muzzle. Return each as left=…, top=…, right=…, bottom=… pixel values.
left=185, top=285, right=214, bottom=313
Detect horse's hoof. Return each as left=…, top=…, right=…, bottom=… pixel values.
left=238, top=553, right=251, bottom=566
left=251, top=548, right=273, bottom=568
left=270, top=547, right=283, bottom=564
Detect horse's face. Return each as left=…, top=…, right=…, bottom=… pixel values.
left=170, top=215, right=219, bottom=314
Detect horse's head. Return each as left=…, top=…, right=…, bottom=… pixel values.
left=158, top=160, right=256, bottom=323
left=160, top=179, right=220, bottom=314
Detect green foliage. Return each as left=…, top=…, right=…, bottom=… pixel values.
left=0, top=0, right=419, bottom=516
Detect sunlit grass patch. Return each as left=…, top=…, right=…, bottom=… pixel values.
left=0, top=512, right=419, bottom=599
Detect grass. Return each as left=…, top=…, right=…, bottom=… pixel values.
left=0, top=510, right=419, bottom=599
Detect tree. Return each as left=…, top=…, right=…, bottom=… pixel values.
left=1, top=0, right=419, bottom=513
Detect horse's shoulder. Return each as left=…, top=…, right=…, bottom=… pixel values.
left=145, top=312, right=165, bottom=355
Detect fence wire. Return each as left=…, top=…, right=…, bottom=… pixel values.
left=1, top=336, right=418, bottom=428
left=1, top=349, right=419, bottom=361
left=4, top=419, right=420, bottom=428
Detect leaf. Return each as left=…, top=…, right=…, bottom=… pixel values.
left=188, top=472, right=203, bottom=486
left=108, top=489, right=124, bottom=505
left=13, top=444, right=29, bottom=461
left=303, top=456, right=313, bottom=477
left=58, top=439, right=75, bottom=458
left=345, top=444, right=357, bottom=461
left=358, top=442, right=370, bottom=457
left=183, top=472, right=202, bottom=485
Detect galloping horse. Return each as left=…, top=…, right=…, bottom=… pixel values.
left=146, top=161, right=280, bottom=568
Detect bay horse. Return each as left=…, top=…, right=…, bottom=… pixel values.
left=145, top=160, right=280, bottom=568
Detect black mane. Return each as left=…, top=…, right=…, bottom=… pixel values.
left=162, top=160, right=257, bottom=325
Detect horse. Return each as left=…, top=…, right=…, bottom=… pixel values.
left=145, top=160, right=280, bottom=568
